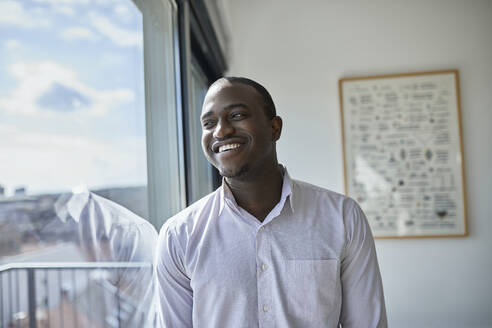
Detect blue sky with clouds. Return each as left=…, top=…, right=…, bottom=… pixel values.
left=0, top=0, right=147, bottom=196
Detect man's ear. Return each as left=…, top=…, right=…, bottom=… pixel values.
left=271, top=116, right=282, bottom=141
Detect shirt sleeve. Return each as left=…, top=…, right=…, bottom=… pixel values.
left=155, top=221, right=193, bottom=327
left=339, top=200, right=388, bottom=328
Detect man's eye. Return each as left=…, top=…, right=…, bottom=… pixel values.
left=231, top=112, right=245, bottom=119
left=202, top=121, right=216, bottom=128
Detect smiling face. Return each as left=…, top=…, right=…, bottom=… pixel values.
left=200, top=80, right=282, bottom=179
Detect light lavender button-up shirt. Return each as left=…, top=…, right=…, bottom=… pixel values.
left=156, top=168, right=387, bottom=328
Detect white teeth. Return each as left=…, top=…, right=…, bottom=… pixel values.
left=218, top=143, right=241, bottom=153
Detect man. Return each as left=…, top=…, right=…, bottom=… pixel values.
left=156, top=77, right=387, bottom=327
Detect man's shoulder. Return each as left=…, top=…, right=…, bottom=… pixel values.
left=291, top=179, right=368, bottom=239
left=159, top=188, right=220, bottom=236
left=292, top=178, right=356, bottom=207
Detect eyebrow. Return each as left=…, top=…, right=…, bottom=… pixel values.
left=200, top=103, right=249, bottom=120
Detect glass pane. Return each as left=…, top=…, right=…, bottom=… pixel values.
left=188, top=59, right=214, bottom=203
left=0, top=0, right=148, bottom=220
left=0, top=1, right=157, bottom=326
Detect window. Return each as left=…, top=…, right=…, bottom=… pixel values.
left=186, top=58, right=214, bottom=203
left=0, top=0, right=147, bottom=253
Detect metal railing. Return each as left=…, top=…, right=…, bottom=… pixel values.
left=0, top=262, right=154, bottom=328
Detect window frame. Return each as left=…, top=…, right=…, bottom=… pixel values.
left=176, top=0, right=227, bottom=205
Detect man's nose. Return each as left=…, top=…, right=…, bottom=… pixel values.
left=213, top=118, right=234, bottom=139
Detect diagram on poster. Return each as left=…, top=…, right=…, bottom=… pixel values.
left=339, top=70, right=467, bottom=238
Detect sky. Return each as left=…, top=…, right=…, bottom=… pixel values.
left=0, top=0, right=147, bottom=196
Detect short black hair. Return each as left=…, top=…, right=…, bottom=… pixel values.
left=221, top=76, right=276, bottom=119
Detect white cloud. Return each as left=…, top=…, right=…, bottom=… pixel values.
left=92, top=0, right=122, bottom=4
left=4, top=39, right=21, bottom=50
left=99, top=52, right=127, bottom=68
left=59, top=27, right=99, bottom=41
left=113, top=4, right=133, bottom=23
left=0, top=61, right=134, bottom=116
left=0, top=124, right=147, bottom=194
left=54, top=5, right=75, bottom=17
left=89, top=11, right=142, bottom=47
left=32, top=0, right=88, bottom=17
left=33, top=0, right=90, bottom=4
left=0, top=1, right=51, bottom=28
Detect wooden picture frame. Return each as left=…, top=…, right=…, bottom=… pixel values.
left=339, top=70, right=468, bottom=238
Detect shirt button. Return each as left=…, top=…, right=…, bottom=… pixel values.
left=258, top=226, right=265, bottom=232
left=261, top=264, right=268, bottom=271
left=263, top=305, right=269, bottom=312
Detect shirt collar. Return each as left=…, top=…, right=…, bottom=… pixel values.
left=283, top=167, right=295, bottom=213
left=218, top=165, right=295, bottom=216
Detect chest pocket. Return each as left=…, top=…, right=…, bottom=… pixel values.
left=284, top=259, right=339, bottom=326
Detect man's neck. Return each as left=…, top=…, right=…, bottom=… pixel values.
left=225, top=164, right=284, bottom=222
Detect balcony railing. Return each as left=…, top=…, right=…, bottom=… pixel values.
left=0, top=262, right=155, bottom=328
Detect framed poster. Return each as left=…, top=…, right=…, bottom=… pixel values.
left=339, top=70, right=468, bottom=238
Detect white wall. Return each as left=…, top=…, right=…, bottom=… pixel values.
left=224, top=0, right=492, bottom=326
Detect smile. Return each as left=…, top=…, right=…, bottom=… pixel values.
left=218, top=143, right=242, bottom=153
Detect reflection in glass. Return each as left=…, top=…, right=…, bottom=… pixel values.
left=0, top=192, right=157, bottom=327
